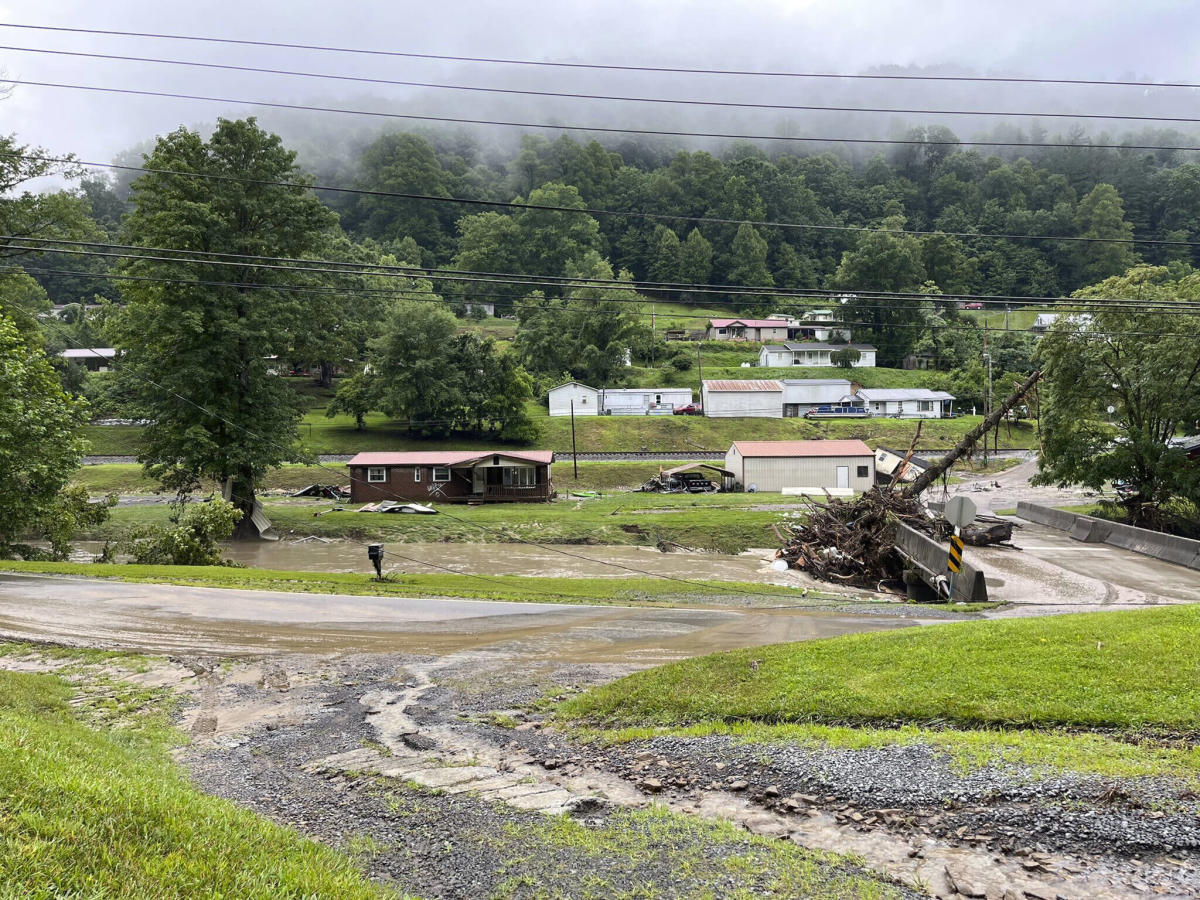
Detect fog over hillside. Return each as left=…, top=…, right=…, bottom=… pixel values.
left=2, top=0, right=1199, bottom=178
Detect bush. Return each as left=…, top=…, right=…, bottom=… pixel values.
left=121, top=497, right=242, bottom=566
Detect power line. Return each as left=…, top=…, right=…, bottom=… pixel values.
left=23, top=265, right=1200, bottom=341
left=13, top=151, right=1200, bottom=250
left=5, top=23, right=1200, bottom=92
left=6, top=43, right=1200, bottom=126
left=8, top=78, right=1200, bottom=153
left=12, top=235, right=1200, bottom=313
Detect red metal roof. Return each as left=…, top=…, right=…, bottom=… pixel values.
left=348, top=450, right=554, bottom=466
left=709, top=318, right=789, bottom=329
left=703, top=380, right=782, bottom=391
left=730, top=440, right=873, bottom=458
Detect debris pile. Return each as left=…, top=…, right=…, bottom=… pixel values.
left=773, top=489, right=934, bottom=588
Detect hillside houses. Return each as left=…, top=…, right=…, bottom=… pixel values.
left=706, top=311, right=852, bottom=343
left=758, top=342, right=878, bottom=368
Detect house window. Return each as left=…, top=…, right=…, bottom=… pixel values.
left=717, top=328, right=727, bottom=335
left=857, top=465, right=869, bottom=478
left=414, top=467, right=422, bottom=482
left=581, top=396, right=587, bottom=404
left=503, top=467, right=537, bottom=488
left=432, top=467, right=451, bottom=482
left=919, top=401, right=933, bottom=412
left=367, top=467, right=387, bottom=483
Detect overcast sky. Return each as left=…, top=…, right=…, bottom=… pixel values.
left=2, top=0, right=1198, bottom=175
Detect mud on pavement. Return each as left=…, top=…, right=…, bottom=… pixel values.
left=8, top=646, right=1198, bottom=900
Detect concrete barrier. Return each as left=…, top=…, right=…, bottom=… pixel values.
left=894, top=523, right=989, bottom=603
left=1016, top=501, right=1200, bottom=571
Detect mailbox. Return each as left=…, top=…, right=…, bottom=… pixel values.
left=367, top=543, right=384, bottom=578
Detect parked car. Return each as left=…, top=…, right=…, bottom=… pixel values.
left=963, top=302, right=985, bottom=310
left=672, top=403, right=702, bottom=416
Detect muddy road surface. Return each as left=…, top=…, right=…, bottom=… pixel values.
left=0, top=572, right=921, bottom=659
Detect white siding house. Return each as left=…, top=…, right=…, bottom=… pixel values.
left=725, top=440, right=876, bottom=495
left=701, top=380, right=783, bottom=418
left=781, top=379, right=853, bottom=417
left=600, top=387, right=693, bottom=415
left=706, top=318, right=792, bottom=342
left=758, top=343, right=877, bottom=368
left=548, top=382, right=599, bottom=417
left=854, top=389, right=955, bottom=419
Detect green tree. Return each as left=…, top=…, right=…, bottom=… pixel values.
left=648, top=226, right=682, bottom=286
left=831, top=216, right=929, bottom=366
left=725, top=223, right=774, bottom=310
left=325, top=369, right=377, bottom=431
left=1034, top=266, right=1200, bottom=530
left=1070, top=183, right=1137, bottom=286
left=122, top=497, right=242, bottom=566
left=370, top=299, right=459, bottom=435
left=679, top=228, right=714, bottom=293
left=0, top=313, right=102, bottom=559
left=113, top=119, right=338, bottom=537
left=830, top=347, right=861, bottom=368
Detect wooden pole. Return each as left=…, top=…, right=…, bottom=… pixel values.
left=570, top=398, right=578, bottom=480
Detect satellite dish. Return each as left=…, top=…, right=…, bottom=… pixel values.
left=747, top=483, right=758, bottom=493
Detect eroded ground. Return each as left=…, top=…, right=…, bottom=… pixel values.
left=5, top=645, right=1197, bottom=900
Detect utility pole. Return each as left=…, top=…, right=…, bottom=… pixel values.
left=696, top=342, right=704, bottom=385
left=570, top=398, right=578, bottom=480
left=982, top=323, right=991, bottom=467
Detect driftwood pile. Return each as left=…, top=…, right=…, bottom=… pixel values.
left=773, top=488, right=937, bottom=588
left=775, top=370, right=1043, bottom=591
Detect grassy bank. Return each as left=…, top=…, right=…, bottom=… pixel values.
left=83, top=409, right=1037, bottom=457
left=76, top=492, right=796, bottom=553
left=560, top=604, right=1200, bottom=731
left=0, top=561, right=830, bottom=607
left=0, top=665, right=389, bottom=898
left=557, top=605, right=1200, bottom=776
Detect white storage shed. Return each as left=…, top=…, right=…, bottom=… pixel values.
left=700, top=380, right=783, bottom=418
left=548, top=381, right=600, bottom=417
left=725, top=440, right=876, bottom=495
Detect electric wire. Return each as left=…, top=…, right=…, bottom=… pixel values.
left=8, top=78, right=1200, bottom=153
left=12, top=234, right=1200, bottom=313
left=11, top=151, right=1200, bottom=250
left=4, top=43, right=1200, bottom=125
left=6, top=23, right=1200, bottom=92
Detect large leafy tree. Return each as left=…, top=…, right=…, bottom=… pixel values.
left=1035, top=266, right=1200, bottom=530
left=113, top=118, right=338, bottom=536
left=831, top=216, right=929, bottom=365
left=0, top=312, right=106, bottom=558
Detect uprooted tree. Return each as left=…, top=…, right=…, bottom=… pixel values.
left=776, top=370, right=1042, bottom=590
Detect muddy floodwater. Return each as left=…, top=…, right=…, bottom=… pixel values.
left=70, top=540, right=797, bottom=584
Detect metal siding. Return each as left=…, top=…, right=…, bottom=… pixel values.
left=741, top=455, right=875, bottom=492
left=703, top=390, right=782, bottom=418
left=548, top=384, right=598, bottom=416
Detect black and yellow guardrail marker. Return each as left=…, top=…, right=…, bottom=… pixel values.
left=947, top=533, right=964, bottom=574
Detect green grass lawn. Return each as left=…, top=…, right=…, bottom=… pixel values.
left=560, top=604, right=1200, bottom=732
left=76, top=491, right=797, bottom=553
left=0, top=666, right=391, bottom=898
left=78, top=409, right=1026, bottom=457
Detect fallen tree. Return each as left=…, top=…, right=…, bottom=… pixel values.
left=776, top=370, right=1042, bottom=591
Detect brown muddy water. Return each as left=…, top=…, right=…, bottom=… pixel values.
left=69, top=540, right=801, bottom=585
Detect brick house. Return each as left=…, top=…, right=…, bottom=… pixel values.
left=347, top=451, right=555, bottom=503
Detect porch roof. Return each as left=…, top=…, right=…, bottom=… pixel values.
left=349, top=450, right=554, bottom=467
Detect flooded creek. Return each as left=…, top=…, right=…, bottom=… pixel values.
left=70, top=539, right=800, bottom=585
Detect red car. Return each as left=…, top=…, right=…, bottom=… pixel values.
left=963, top=302, right=984, bottom=310
left=672, top=403, right=702, bottom=416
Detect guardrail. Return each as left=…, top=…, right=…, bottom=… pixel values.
left=893, top=523, right=989, bottom=603
left=1016, top=502, right=1200, bottom=571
